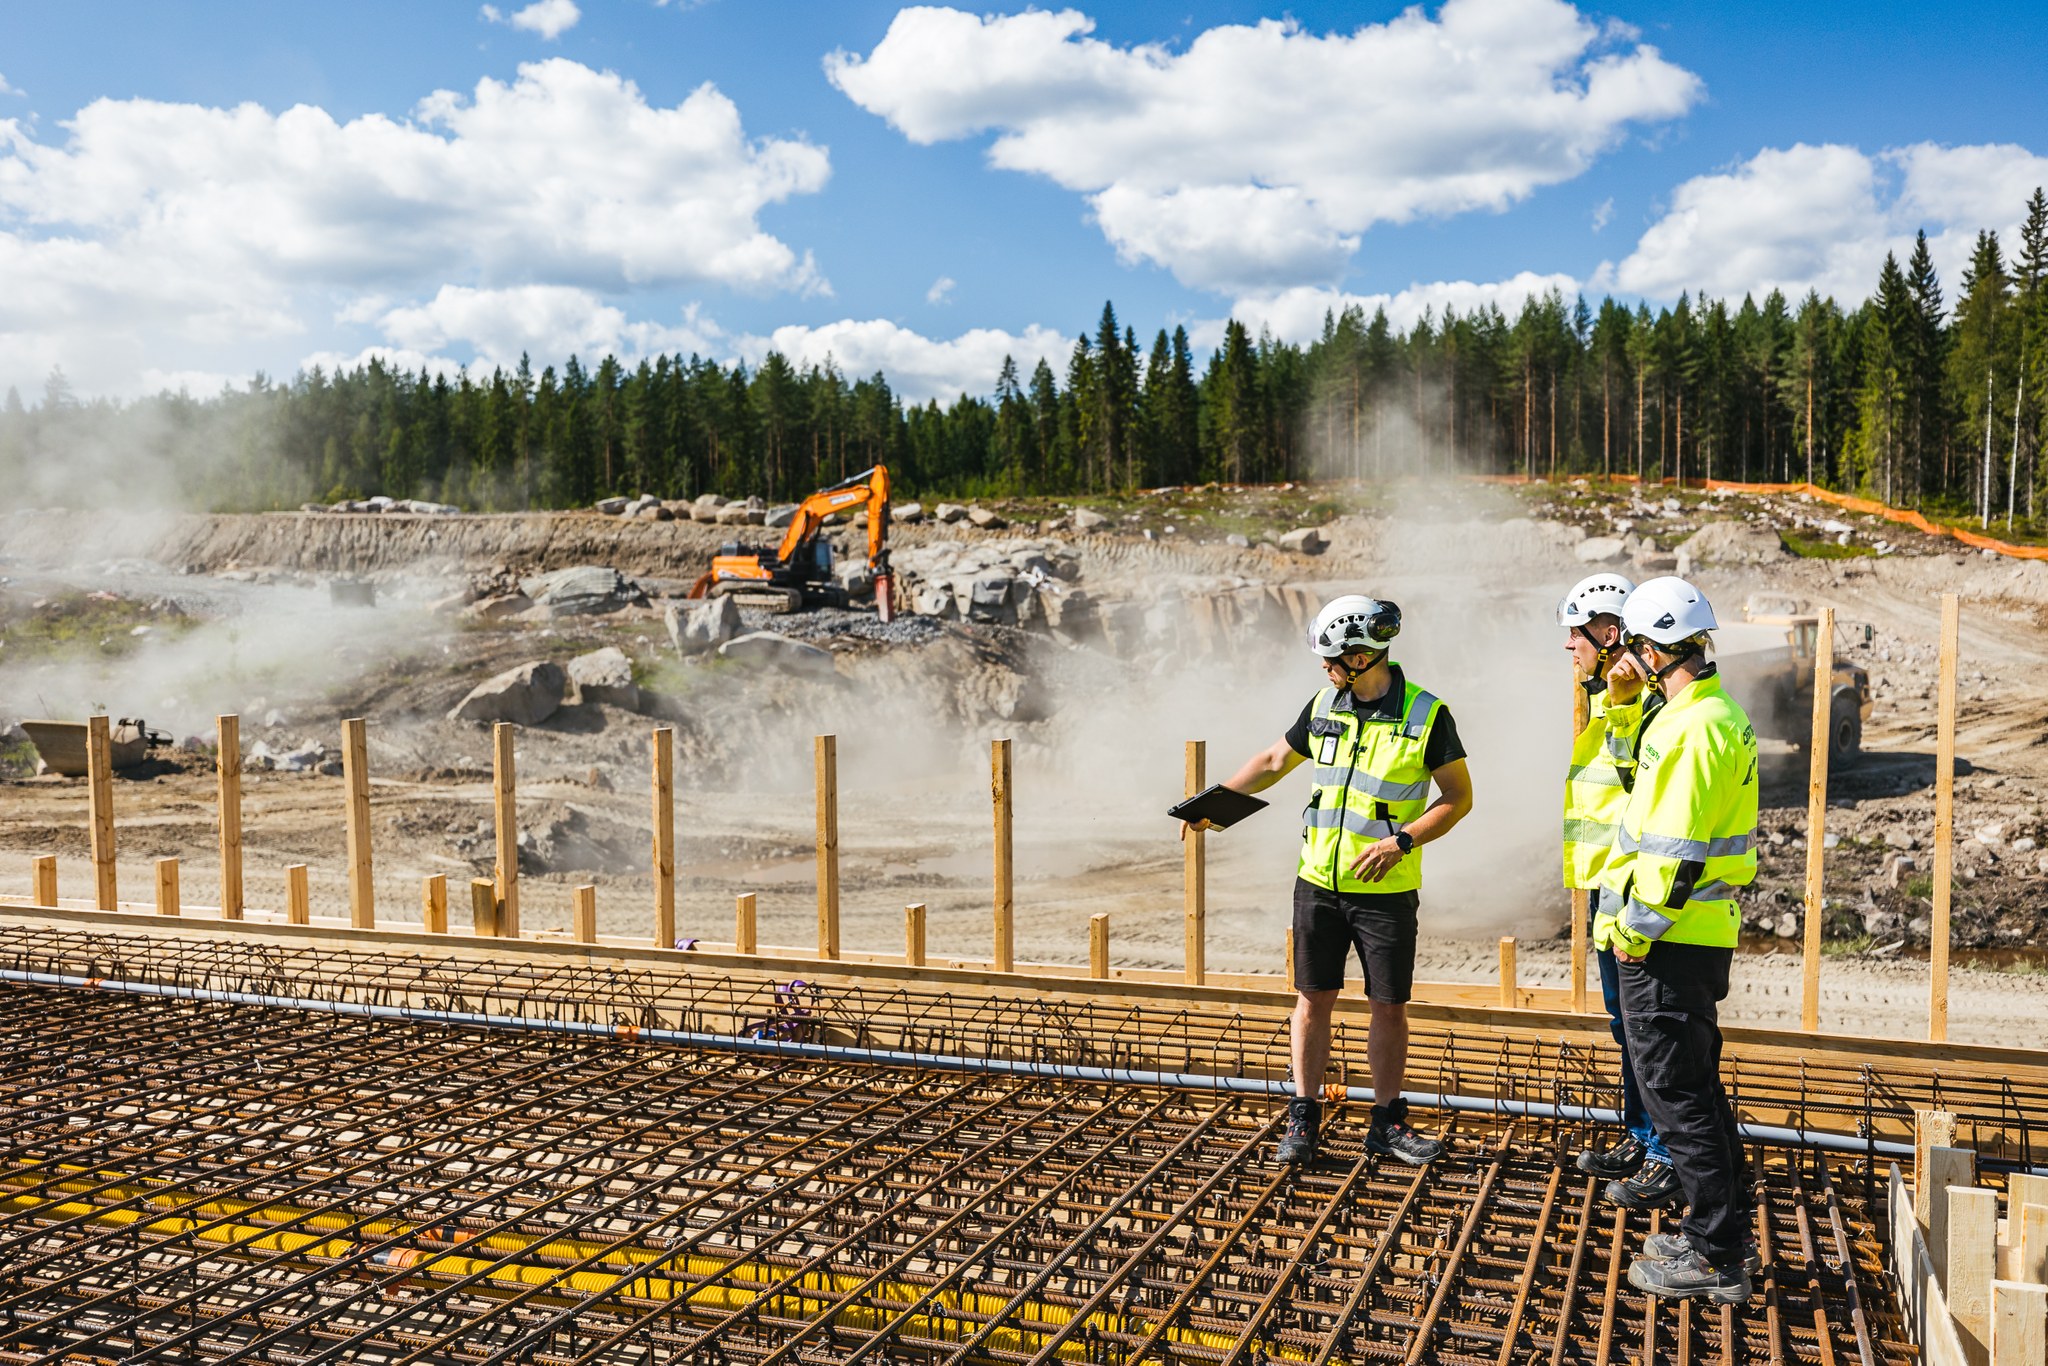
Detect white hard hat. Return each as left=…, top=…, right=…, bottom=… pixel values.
left=1307, top=595, right=1401, bottom=658
left=1621, top=576, right=1718, bottom=646
left=1557, top=573, right=1636, bottom=628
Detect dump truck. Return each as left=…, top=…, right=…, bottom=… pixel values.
left=1714, top=607, right=1874, bottom=765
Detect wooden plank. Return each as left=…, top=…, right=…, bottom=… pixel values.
left=1930, top=1148, right=1982, bottom=1280
left=86, top=714, right=116, bottom=910
left=572, top=885, right=596, bottom=944
left=1285, top=927, right=1295, bottom=994
left=421, top=874, right=447, bottom=934
left=154, top=858, right=180, bottom=918
left=1992, top=1280, right=2046, bottom=1366
left=469, top=877, right=499, bottom=938
left=1953, top=1186, right=2000, bottom=1366
left=493, top=723, right=520, bottom=939
left=2010, top=1176, right=2048, bottom=1219
left=1571, top=664, right=1590, bottom=1014
left=216, top=713, right=243, bottom=920
left=992, top=737, right=1013, bottom=973
left=1932, top=592, right=1959, bottom=1042
left=342, top=717, right=374, bottom=930
left=815, top=735, right=839, bottom=960
left=1803, top=606, right=1835, bottom=1033
left=2019, top=1205, right=2048, bottom=1287
left=1499, top=936, right=1517, bottom=1009
left=1895, top=1163, right=1980, bottom=1366
left=286, top=864, right=310, bottom=926
left=735, top=892, right=757, bottom=955
left=652, top=726, right=675, bottom=949
left=904, top=903, right=926, bottom=967
left=1920, top=1111, right=1961, bottom=1230
left=1184, top=739, right=1205, bottom=986
left=1089, top=913, right=1109, bottom=981
left=30, top=855, right=55, bottom=908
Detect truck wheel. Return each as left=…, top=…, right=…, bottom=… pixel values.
left=1828, top=691, right=1862, bottom=767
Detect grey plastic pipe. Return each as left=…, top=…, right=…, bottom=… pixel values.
left=0, top=968, right=1931, bottom=1162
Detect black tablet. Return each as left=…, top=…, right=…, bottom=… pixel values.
left=1168, top=784, right=1270, bottom=829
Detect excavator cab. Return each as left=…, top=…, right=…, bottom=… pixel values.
left=689, top=466, right=894, bottom=617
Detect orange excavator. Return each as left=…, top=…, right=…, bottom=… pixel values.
left=687, top=465, right=895, bottom=619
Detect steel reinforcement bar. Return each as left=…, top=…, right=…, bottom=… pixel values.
left=0, top=982, right=1921, bottom=1366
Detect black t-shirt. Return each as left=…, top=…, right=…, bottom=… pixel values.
left=1285, top=667, right=1466, bottom=772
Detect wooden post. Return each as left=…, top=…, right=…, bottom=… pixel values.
left=1498, top=936, right=1517, bottom=1008
left=735, top=892, right=757, bottom=955
left=1992, top=1281, right=2046, bottom=1366
left=1929, top=1146, right=1980, bottom=1281
left=1285, top=927, right=1296, bottom=993
left=342, top=717, right=374, bottom=930
left=154, top=857, right=180, bottom=917
left=217, top=713, right=243, bottom=920
left=1089, top=913, right=1109, bottom=980
left=1932, top=593, right=1960, bottom=1042
left=493, top=723, right=520, bottom=939
left=86, top=714, right=116, bottom=910
left=1951, top=1186, right=1999, bottom=1366
left=652, top=727, right=675, bottom=949
left=905, top=903, right=926, bottom=967
left=286, top=864, right=310, bottom=926
left=815, top=735, right=839, bottom=960
left=1802, top=607, right=1835, bottom=1032
left=572, top=884, right=596, bottom=944
left=1183, top=739, right=1206, bottom=986
left=1917, top=1110, right=1960, bottom=1230
left=469, top=877, right=499, bottom=938
left=421, top=874, right=448, bottom=933
left=992, top=738, right=1013, bottom=973
left=31, top=855, right=56, bottom=907
left=1571, top=664, right=1591, bottom=1013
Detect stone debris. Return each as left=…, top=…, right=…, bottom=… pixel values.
left=567, top=646, right=641, bottom=711
left=1574, top=535, right=1627, bottom=563
left=894, top=501, right=925, bottom=523
left=934, top=502, right=968, bottom=524
left=1277, top=527, right=1327, bottom=555
left=517, top=566, right=641, bottom=616
left=666, top=595, right=742, bottom=653
left=448, top=661, right=569, bottom=726
left=1070, top=508, right=1110, bottom=532
left=967, top=506, right=1008, bottom=529
left=718, top=631, right=838, bottom=679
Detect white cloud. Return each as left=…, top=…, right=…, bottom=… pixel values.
left=0, top=61, right=830, bottom=395
left=925, top=275, right=955, bottom=305
left=1212, top=272, right=1583, bottom=350
left=1605, top=140, right=2048, bottom=302
left=356, top=284, right=724, bottom=370
left=1591, top=197, right=1613, bottom=233
left=738, top=317, right=1072, bottom=404
left=0, top=73, right=21, bottom=98
left=827, top=0, right=1700, bottom=292
left=482, top=0, right=583, bottom=41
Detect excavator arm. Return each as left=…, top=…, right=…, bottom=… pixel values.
left=773, top=465, right=891, bottom=572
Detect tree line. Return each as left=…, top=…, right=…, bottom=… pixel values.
left=3, top=187, right=2045, bottom=529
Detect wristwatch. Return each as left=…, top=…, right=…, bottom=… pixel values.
left=1394, top=831, right=1415, bottom=854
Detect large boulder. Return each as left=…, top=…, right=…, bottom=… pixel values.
left=967, top=506, right=1008, bottom=529
left=1277, top=527, right=1327, bottom=555
left=1071, top=507, right=1110, bottom=532
left=518, top=566, right=636, bottom=616
left=894, top=500, right=925, bottom=523
left=1676, top=520, right=1790, bottom=567
left=568, top=646, right=641, bottom=711
left=449, top=661, right=568, bottom=725
left=1575, top=536, right=1628, bottom=564
left=718, top=631, right=838, bottom=679
left=666, top=595, right=742, bottom=653
left=968, top=572, right=1018, bottom=624
left=764, top=503, right=800, bottom=529
left=934, top=502, right=968, bottom=524
left=716, top=504, right=765, bottom=525
left=596, top=496, right=630, bottom=516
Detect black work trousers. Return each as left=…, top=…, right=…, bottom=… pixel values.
left=1616, top=940, right=1751, bottom=1267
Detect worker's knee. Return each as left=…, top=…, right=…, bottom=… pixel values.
left=1295, top=989, right=1340, bottom=1020
left=1367, top=999, right=1407, bottom=1026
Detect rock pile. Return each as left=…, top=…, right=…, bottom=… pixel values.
left=517, top=566, right=644, bottom=616
left=301, top=497, right=460, bottom=515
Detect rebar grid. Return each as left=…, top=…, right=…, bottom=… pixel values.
left=0, top=921, right=2041, bottom=1166
left=0, top=983, right=1918, bottom=1366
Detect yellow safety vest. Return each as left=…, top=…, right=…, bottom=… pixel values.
left=1596, top=670, right=1758, bottom=954
left=1564, top=684, right=1632, bottom=892
left=1297, top=672, right=1442, bottom=896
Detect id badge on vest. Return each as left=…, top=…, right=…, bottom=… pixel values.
left=1317, top=733, right=1340, bottom=765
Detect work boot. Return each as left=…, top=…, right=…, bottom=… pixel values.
left=1627, top=1245, right=1752, bottom=1304
left=1274, top=1097, right=1321, bottom=1165
left=1366, top=1098, right=1444, bottom=1165
left=1575, top=1134, right=1647, bottom=1180
left=1645, top=1232, right=1762, bottom=1275
left=1605, top=1159, right=1683, bottom=1208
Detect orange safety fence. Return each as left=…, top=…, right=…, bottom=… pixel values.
left=1472, top=472, right=2048, bottom=562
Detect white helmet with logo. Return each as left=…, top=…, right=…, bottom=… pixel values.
left=1557, top=572, right=1636, bottom=628
left=1307, top=595, right=1401, bottom=658
left=1621, top=576, right=1718, bottom=646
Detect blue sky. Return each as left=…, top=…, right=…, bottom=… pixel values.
left=2, top=0, right=2045, bottom=402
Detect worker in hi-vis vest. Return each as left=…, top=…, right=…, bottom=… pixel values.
left=1597, top=576, right=1760, bottom=1306
left=1183, top=596, right=1473, bottom=1168
left=1558, top=572, right=1677, bottom=1208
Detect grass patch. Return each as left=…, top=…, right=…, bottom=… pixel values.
left=0, top=592, right=196, bottom=664
left=1779, top=530, right=1877, bottom=559
left=1822, top=933, right=1874, bottom=956
left=1904, top=874, right=1934, bottom=899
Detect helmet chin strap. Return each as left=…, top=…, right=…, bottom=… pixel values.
left=1629, top=637, right=1697, bottom=685
left=1339, top=647, right=1389, bottom=687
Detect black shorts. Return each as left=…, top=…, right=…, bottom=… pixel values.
left=1291, top=878, right=1419, bottom=1002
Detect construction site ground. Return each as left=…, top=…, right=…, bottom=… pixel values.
left=1, top=480, right=2045, bottom=1046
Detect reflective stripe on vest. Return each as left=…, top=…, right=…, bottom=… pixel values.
left=1296, top=675, right=1440, bottom=895
left=1563, top=689, right=1633, bottom=892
